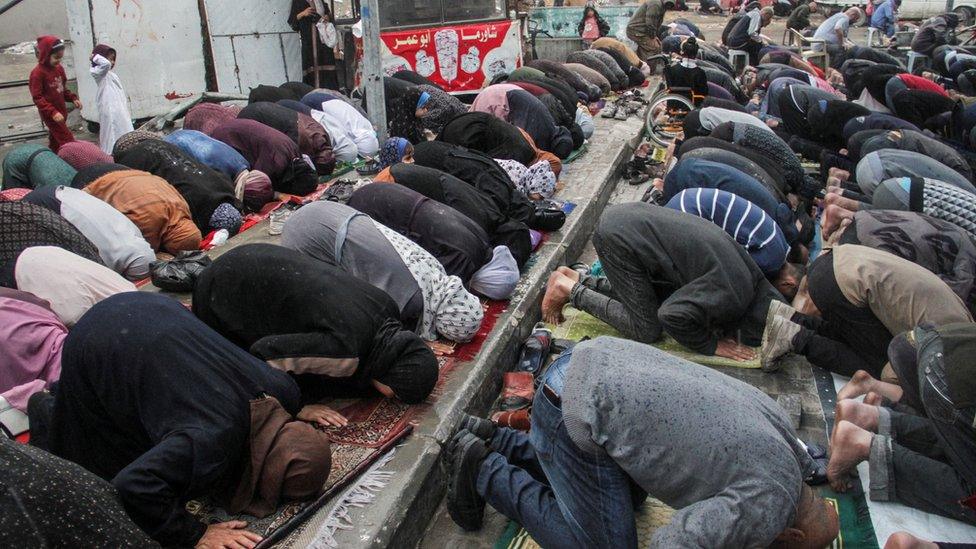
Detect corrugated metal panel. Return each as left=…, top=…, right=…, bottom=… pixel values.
left=204, top=0, right=294, bottom=36
left=65, top=0, right=207, bottom=120
left=228, top=34, right=291, bottom=94
left=282, top=33, right=304, bottom=82
left=203, top=0, right=303, bottom=93
left=209, top=36, right=242, bottom=93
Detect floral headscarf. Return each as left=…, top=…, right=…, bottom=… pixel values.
left=379, top=137, right=411, bottom=168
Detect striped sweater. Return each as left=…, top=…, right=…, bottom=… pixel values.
left=666, top=187, right=789, bottom=274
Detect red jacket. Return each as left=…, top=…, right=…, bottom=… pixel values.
left=898, top=73, right=949, bottom=97
left=29, top=35, right=77, bottom=120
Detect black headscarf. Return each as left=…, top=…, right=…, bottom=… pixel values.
left=238, top=102, right=300, bottom=144
left=70, top=162, right=130, bottom=189
left=277, top=99, right=313, bottom=116
left=388, top=163, right=531, bottom=267
left=248, top=84, right=296, bottom=104
left=412, top=141, right=537, bottom=227
left=279, top=81, right=314, bottom=99
left=383, top=77, right=425, bottom=144
left=348, top=182, right=492, bottom=282
left=438, top=112, right=537, bottom=166
left=193, top=244, right=438, bottom=403
left=115, top=139, right=238, bottom=232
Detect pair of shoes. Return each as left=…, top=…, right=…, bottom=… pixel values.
left=760, top=310, right=802, bottom=372
left=600, top=103, right=618, bottom=118
left=445, top=413, right=496, bottom=465
left=613, top=103, right=630, bottom=120
left=444, top=429, right=490, bottom=531
left=530, top=205, right=566, bottom=232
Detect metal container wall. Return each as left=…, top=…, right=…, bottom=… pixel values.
left=203, top=0, right=303, bottom=94
left=65, top=0, right=208, bottom=120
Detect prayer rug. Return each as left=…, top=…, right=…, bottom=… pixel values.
left=816, top=486, right=881, bottom=549
left=563, top=144, right=588, bottom=164
left=493, top=489, right=878, bottom=549
left=549, top=305, right=762, bottom=369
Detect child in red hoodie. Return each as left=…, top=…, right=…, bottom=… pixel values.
left=29, top=36, right=80, bottom=152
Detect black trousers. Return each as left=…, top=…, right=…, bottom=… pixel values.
left=792, top=255, right=892, bottom=377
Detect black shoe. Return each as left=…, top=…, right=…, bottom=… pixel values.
left=459, top=413, right=496, bottom=441
left=446, top=432, right=490, bottom=531
left=530, top=207, right=566, bottom=232
left=27, top=390, right=54, bottom=450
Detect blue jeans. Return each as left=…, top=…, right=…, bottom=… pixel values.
left=476, top=350, right=644, bottom=548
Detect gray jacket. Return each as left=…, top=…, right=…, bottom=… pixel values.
left=562, top=337, right=812, bottom=548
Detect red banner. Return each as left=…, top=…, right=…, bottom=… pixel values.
left=380, top=20, right=523, bottom=92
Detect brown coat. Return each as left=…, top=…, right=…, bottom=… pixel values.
left=84, top=170, right=202, bottom=253
left=833, top=245, right=973, bottom=335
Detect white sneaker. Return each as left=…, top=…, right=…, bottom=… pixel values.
left=765, top=299, right=797, bottom=327
left=760, top=315, right=802, bottom=372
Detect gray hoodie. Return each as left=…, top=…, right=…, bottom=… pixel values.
left=562, top=337, right=812, bottom=548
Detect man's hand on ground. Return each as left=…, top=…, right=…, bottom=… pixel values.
left=298, top=403, right=349, bottom=427
left=714, top=338, right=757, bottom=361
left=196, top=521, right=262, bottom=549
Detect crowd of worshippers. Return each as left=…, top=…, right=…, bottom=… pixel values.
left=0, top=28, right=656, bottom=546
left=430, top=5, right=976, bottom=548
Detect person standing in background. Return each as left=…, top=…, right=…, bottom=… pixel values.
left=29, top=36, right=79, bottom=153
left=288, top=0, right=339, bottom=89
left=578, top=6, right=610, bottom=45
left=89, top=44, right=133, bottom=155
left=626, top=0, right=677, bottom=72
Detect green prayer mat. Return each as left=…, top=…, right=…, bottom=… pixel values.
left=320, top=159, right=366, bottom=182
left=563, top=143, right=588, bottom=164
left=494, top=487, right=878, bottom=548
left=548, top=305, right=762, bottom=369
left=817, top=486, right=880, bottom=549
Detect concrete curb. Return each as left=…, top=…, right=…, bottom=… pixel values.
left=328, top=116, right=646, bottom=548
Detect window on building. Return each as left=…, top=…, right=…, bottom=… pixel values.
left=379, top=0, right=505, bottom=28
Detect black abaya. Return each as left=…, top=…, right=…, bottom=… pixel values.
left=288, top=0, right=338, bottom=89
left=348, top=182, right=492, bottom=283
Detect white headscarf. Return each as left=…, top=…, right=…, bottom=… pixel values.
left=14, top=246, right=137, bottom=327
left=469, top=246, right=520, bottom=300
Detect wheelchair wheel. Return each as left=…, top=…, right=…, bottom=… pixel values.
left=645, top=93, right=694, bottom=147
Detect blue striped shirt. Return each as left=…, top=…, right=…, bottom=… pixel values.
left=666, top=187, right=789, bottom=274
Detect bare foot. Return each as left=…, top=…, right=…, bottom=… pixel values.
left=834, top=399, right=880, bottom=433
left=864, top=392, right=882, bottom=406
left=557, top=266, right=581, bottom=282
left=826, top=185, right=843, bottom=195
left=827, top=421, right=873, bottom=492
left=824, top=192, right=861, bottom=212
left=652, top=177, right=664, bottom=191
left=837, top=370, right=878, bottom=401
left=541, top=271, right=574, bottom=325
left=884, top=531, right=941, bottom=549
left=826, top=176, right=842, bottom=188
left=822, top=204, right=854, bottom=240
left=828, top=168, right=850, bottom=180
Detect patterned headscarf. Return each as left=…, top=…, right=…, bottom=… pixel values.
left=372, top=221, right=483, bottom=343
left=57, top=141, right=113, bottom=170
left=495, top=158, right=556, bottom=199
left=111, top=131, right=160, bottom=157
left=234, top=170, right=275, bottom=212
left=208, top=202, right=243, bottom=234
left=379, top=137, right=412, bottom=168
left=183, top=102, right=243, bottom=136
